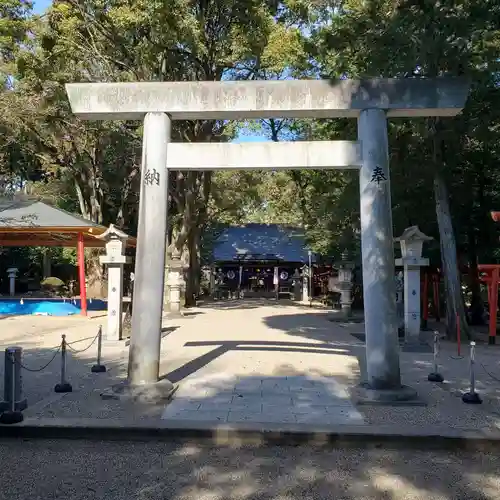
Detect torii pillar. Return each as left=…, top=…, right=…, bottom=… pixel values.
left=65, top=78, right=470, bottom=401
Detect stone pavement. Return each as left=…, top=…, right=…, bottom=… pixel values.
left=163, top=373, right=365, bottom=425
left=160, top=300, right=365, bottom=426
left=2, top=299, right=500, bottom=443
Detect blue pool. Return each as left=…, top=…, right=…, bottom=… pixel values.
left=0, top=298, right=107, bottom=316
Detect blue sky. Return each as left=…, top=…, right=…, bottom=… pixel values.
left=32, top=0, right=267, bottom=144
left=33, top=0, right=51, bottom=14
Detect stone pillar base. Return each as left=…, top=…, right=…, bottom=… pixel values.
left=355, top=383, right=424, bottom=406
left=101, top=378, right=177, bottom=403
left=341, top=305, right=352, bottom=319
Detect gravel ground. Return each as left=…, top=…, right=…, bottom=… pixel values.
left=0, top=438, right=499, bottom=500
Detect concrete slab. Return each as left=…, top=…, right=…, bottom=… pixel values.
left=261, top=378, right=292, bottom=392
left=233, top=379, right=263, bottom=392
left=294, top=397, right=353, bottom=408
left=162, top=409, right=229, bottom=422
left=296, top=409, right=365, bottom=425
left=225, top=400, right=263, bottom=412
left=66, top=78, right=470, bottom=120
left=254, top=394, right=294, bottom=405
left=163, top=400, right=202, bottom=411
left=227, top=411, right=296, bottom=424
left=287, top=404, right=331, bottom=414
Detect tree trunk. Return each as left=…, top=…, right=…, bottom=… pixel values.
left=74, top=178, right=89, bottom=219
left=86, top=248, right=105, bottom=298
left=467, top=226, right=485, bottom=325
left=185, top=226, right=201, bottom=307
left=434, top=172, right=469, bottom=340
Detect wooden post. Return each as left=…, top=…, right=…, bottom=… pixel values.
left=238, top=265, right=243, bottom=299
left=489, top=268, right=499, bottom=345
left=422, top=271, right=429, bottom=329
left=432, top=274, right=441, bottom=322
left=77, top=232, right=87, bottom=316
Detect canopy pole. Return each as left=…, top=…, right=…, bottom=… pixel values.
left=77, top=232, right=87, bottom=316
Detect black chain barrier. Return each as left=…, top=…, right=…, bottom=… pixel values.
left=66, top=332, right=99, bottom=354
left=15, top=345, right=61, bottom=372
left=478, top=361, right=500, bottom=384
left=1, top=325, right=107, bottom=424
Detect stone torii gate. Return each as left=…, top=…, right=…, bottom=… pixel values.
left=65, top=78, right=469, bottom=401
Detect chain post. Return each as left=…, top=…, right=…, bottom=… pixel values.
left=462, top=341, right=482, bottom=404
left=54, top=334, right=72, bottom=393
left=428, top=331, right=444, bottom=383
left=0, top=349, right=24, bottom=424
left=91, top=325, right=106, bottom=373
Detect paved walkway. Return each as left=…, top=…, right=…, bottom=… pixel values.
left=2, top=299, right=500, bottom=438
left=161, top=301, right=364, bottom=425
left=158, top=299, right=500, bottom=431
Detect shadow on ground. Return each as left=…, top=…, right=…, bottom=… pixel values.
left=0, top=333, right=126, bottom=417
left=1, top=435, right=499, bottom=499
left=2, top=304, right=500, bottom=498
left=196, top=298, right=330, bottom=312
left=260, top=311, right=500, bottom=427
left=161, top=340, right=363, bottom=386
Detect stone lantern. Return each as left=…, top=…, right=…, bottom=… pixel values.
left=292, top=269, right=301, bottom=301
left=98, top=224, right=131, bottom=341
left=301, top=264, right=310, bottom=303
left=6, top=268, right=18, bottom=297
left=395, top=226, right=433, bottom=345
left=7, top=267, right=19, bottom=297
left=335, top=250, right=355, bottom=319
left=166, top=248, right=184, bottom=316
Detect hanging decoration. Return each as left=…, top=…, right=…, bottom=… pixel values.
left=227, top=270, right=236, bottom=280
left=280, top=271, right=289, bottom=280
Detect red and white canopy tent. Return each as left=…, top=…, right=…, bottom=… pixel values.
left=0, top=198, right=136, bottom=316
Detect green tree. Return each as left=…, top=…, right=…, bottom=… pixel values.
left=301, top=0, right=500, bottom=337
left=14, top=0, right=299, bottom=304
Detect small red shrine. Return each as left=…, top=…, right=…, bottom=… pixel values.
left=476, top=210, right=500, bottom=345
left=421, top=267, right=441, bottom=328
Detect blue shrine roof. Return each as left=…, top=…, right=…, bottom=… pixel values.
left=213, top=224, right=315, bottom=263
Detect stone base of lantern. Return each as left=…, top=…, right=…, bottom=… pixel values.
left=166, top=260, right=184, bottom=317
left=166, top=284, right=183, bottom=317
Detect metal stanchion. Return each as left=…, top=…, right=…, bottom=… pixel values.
left=91, top=325, right=106, bottom=373
left=428, top=331, right=444, bottom=383
left=0, top=349, right=24, bottom=424
left=462, top=341, right=482, bottom=404
left=54, top=334, right=73, bottom=393
left=1, top=346, right=27, bottom=413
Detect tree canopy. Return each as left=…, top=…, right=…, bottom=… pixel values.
left=1, top=0, right=500, bottom=334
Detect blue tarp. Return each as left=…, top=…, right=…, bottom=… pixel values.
left=0, top=298, right=107, bottom=316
